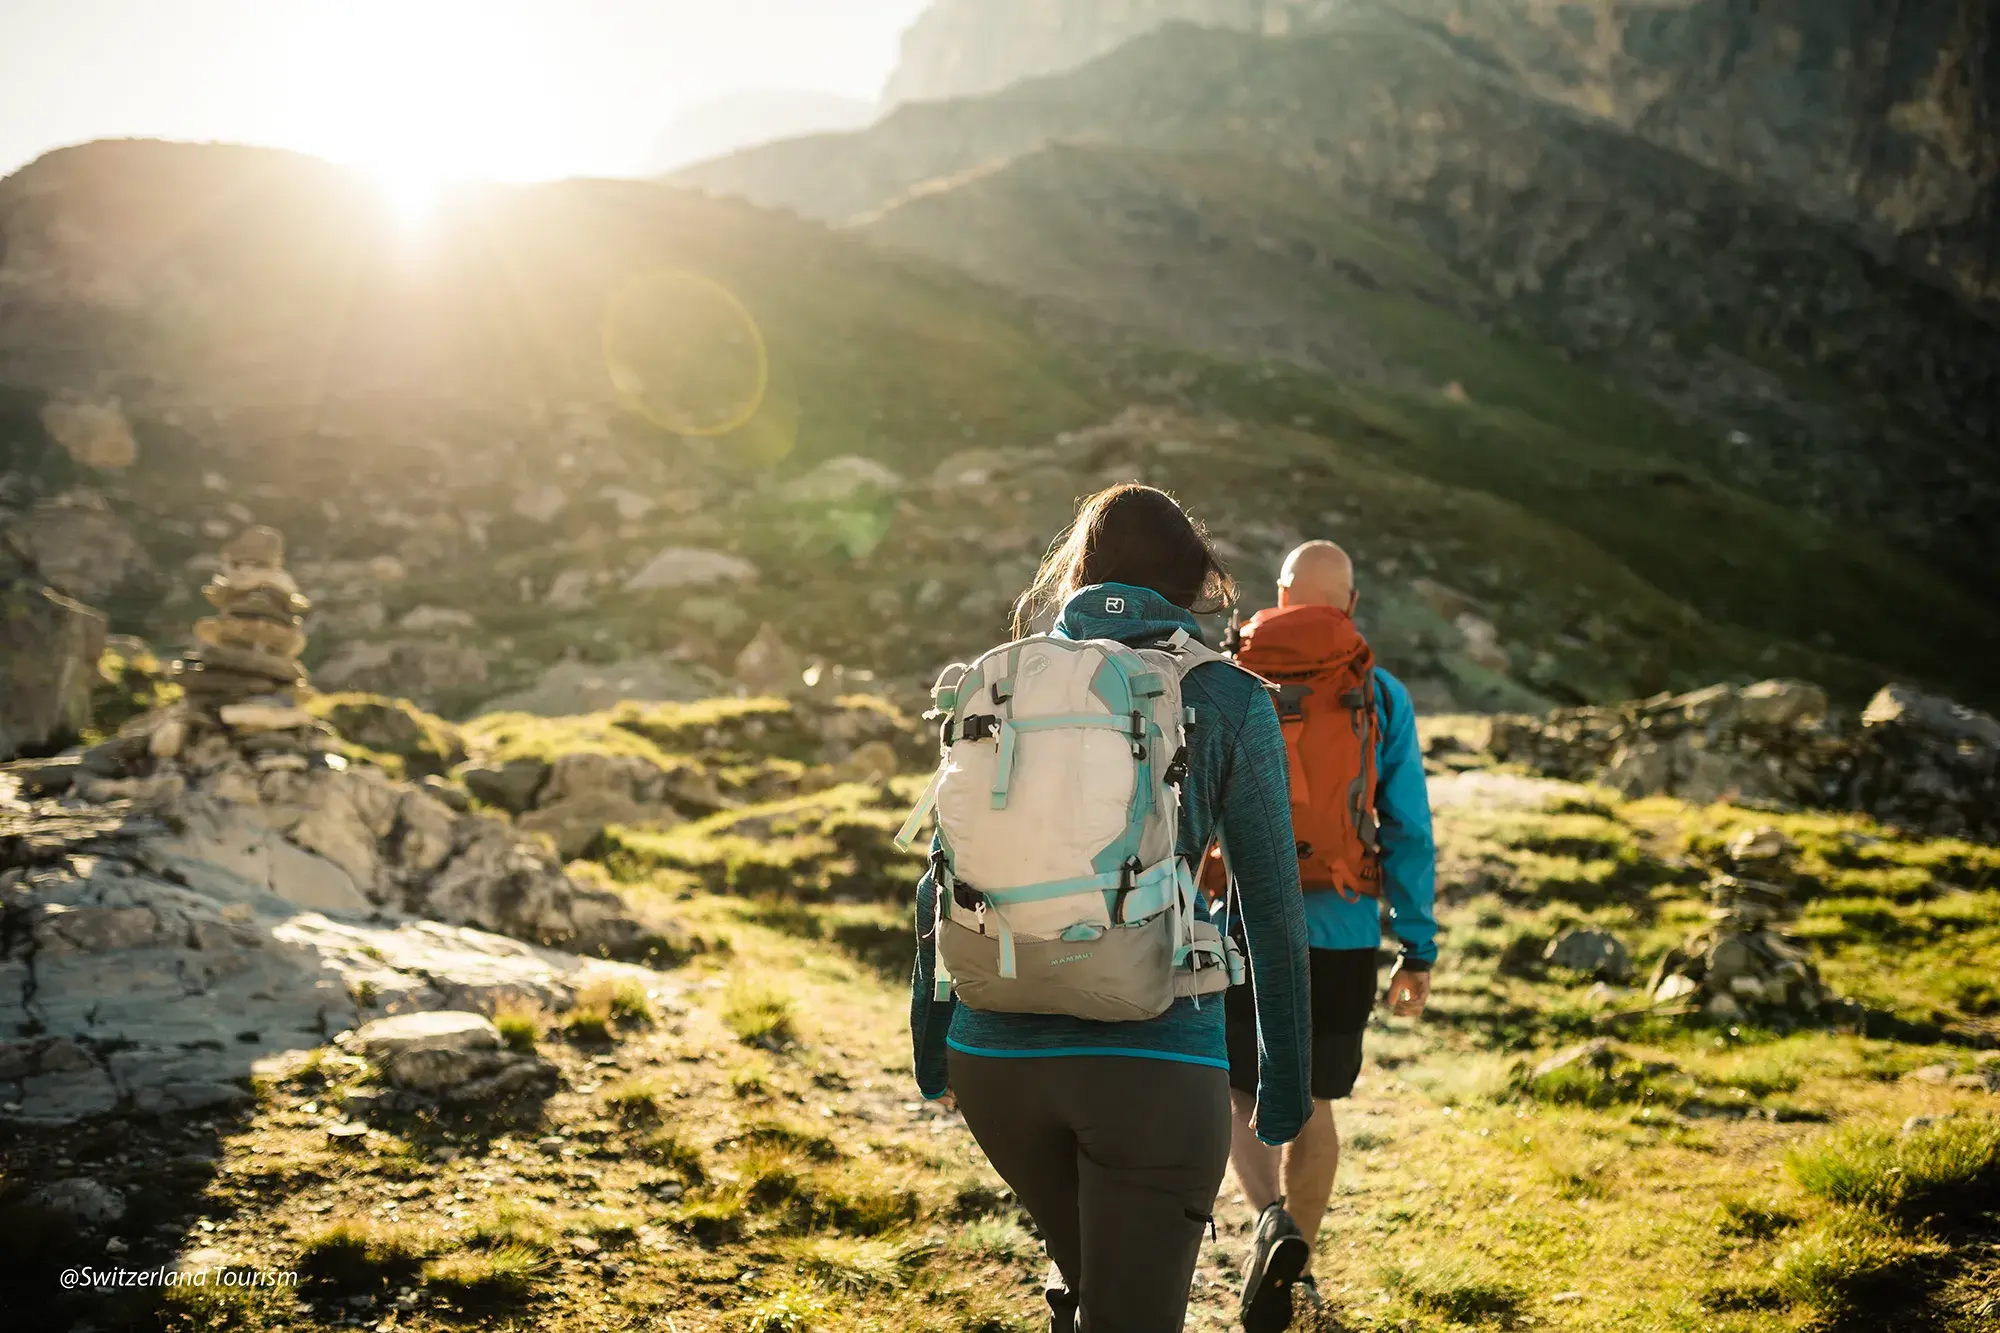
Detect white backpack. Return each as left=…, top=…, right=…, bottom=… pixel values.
left=895, top=629, right=1247, bottom=1022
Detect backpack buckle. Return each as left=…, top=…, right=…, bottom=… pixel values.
left=1110, top=858, right=1140, bottom=924
left=1162, top=745, right=1190, bottom=788
left=961, top=713, right=1001, bottom=743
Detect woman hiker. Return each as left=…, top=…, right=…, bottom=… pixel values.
left=907, top=483, right=1313, bottom=1331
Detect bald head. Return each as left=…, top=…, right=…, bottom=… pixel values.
left=1278, top=540, right=1356, bottom=610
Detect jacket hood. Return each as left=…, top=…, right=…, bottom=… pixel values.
left=1052, top=583, right=1205, bottom=646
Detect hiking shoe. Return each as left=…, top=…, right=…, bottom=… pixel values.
left=1241, top=1201, right=1311, bottom=1332
left=1044, top=1263, right=1078, bottom=1333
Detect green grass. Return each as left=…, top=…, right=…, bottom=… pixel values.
left=295, top=1216, right=429, bottom=1290
left=1378, top=1252, right=1525, bottom=1322
left=421, top=1245, right=545, bottom=1304
left=491, top=1002, right=543, bottom=1054
left=603, top=1077, right=666, bottom=1121
left=741, top=1282, right=834, bottom=1332
left=604, top=781, right=925, bottom=900
left=1788, top=1116, right=2000, bottom=1221
left=1770, top=1208, right=1946, bottom=1316
left=722, top=980, right=798, bottom=1046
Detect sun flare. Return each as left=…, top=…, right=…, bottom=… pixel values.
left=368, top=163, right=447, bottom=232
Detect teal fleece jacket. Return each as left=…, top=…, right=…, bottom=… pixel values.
left=909, top=583, right=1315, bottom=1145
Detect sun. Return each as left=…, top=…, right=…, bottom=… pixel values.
left=366, top=161, right=448, bottom=232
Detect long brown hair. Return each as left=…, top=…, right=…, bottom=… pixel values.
left=1011, top=484, right=1236, bottom=636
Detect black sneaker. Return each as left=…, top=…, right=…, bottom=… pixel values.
left=1241, top=1201, right=1311, bottom=1332
left=1045, top=1263, right=1078, bottom=1333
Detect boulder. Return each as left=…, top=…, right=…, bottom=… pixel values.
left=16, top=489, right=148, bottom=600
left=1726, top=826, right=1797, bottom=865
left=28, top=1177, right=128, bottom=1227
left=519, top=789, right=675, bottom=860
left=459, top=757, right=549, bottom=813
left=545, top=569, right=596, bottom=610
left=352, top=1011, right=501, bottom=1090
left=734, top=623, right=806, bottom=696
left=472, top=655, right=713, bottom=716
left=41, top=398, right=138, bottom=471
left=1543, top=928, right=1631, bottom=981
left=313, top=694, right=467, bottom=777
left=780, top=455, right=902, bottom=503
left=316, top=639, right=489, bottom=702
left=1853, top=684, right=2000, bottom=842
left=397, top=605, right=477, bottom=634
left=623, top=546, right=758, bottom=592
left=0, top=564, right=106, bottom=761
left=542, top=750, right=666, bottom=805
left=512, top=484, right=568, bottom=524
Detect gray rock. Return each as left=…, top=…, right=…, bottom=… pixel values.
left=421, top=776, right=471, bottom=813
left=1726, top=826, right=1797, bottom=865
left=779, top=455, right=901, bottom=503
left=29, top=1178, right=127, bottom=1227
left=518, top=790, right=675, bottom=861
left=1531, top=1038, right=1613, bottom=1080
left=350, top=1010, right=553, bottom=1102
left=459, top=758, right=549, bottom=814
left=1543, top=928, right=1630, bottom=981
left=622, top=546, right=757, bottom=593
left=0, top=554, right=107, bottom=762
left=734, top=623, right=806, bottom=697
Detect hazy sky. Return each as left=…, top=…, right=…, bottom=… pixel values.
left=0, top=0, right=932, bottom=180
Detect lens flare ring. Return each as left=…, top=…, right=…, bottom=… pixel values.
left=602, top=269, right=769, bottom=437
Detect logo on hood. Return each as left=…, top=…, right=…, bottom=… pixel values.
left=1104, top=596, right=1126, bottom=614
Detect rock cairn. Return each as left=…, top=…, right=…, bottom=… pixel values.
left=176, top=526, right=309, bottom=712
left=1491, top=678, right=1999, bottom=844
left=1647, top=827, right=1828, bottom=1024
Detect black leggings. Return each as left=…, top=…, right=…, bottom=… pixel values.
left=950, top=1050, right=1232, bottom=1332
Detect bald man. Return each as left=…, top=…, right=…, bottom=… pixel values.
left=1223, top=541, right=1437, bottom=1331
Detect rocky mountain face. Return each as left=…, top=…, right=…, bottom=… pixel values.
left=688, top=19, right=2000, bottom=637
left=882, top=0, right=2000, bottom=306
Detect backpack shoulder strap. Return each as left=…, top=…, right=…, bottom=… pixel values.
left=1151, top=627, right=1268, bottom=687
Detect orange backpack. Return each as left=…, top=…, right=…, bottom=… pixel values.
left=1216, top=604, right=1385, bottom=900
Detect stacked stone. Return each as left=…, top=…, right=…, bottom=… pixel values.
left=171, top=527, right=319, bottom=754
left=1647, top=827, right=1828, bottom=1025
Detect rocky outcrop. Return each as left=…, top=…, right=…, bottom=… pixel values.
left=0, top=542, right=106, bottom=763
left=885, top=0, right=1329, bottom=104
left=0, top=771, right=657, bottom=1125
left=696, top=18, right=2000, bottom=585
left=13, top=489, right=147, bottom=602
left=1491, top=680, right=2000, bottom=843
left=884, top=0, right=2000, bottom=306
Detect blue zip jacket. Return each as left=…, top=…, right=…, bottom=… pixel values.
left=1302, top=666, right=1438, bottom=967
left=909, top=583, right=1315, bottom=1145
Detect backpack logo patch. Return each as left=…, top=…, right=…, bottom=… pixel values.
left=1104, top=596, right=1126, bottom=614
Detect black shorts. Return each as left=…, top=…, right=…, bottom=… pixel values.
left=1225, top=947, right=1377, bottom=1101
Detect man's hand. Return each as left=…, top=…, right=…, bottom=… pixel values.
left=1385, top=966, right=1431, bottom=1018
left=930, top=1091, right=957, bottom=1113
